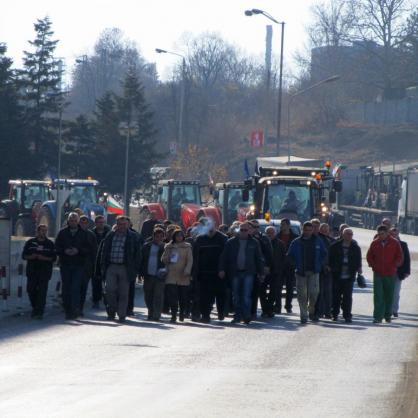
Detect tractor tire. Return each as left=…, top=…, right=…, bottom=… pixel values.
left=14, top=218, right=34, bottom=237
left=38, top=207, right=55, bottom=237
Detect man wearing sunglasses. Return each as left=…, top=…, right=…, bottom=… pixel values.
left=219, top=222, right=264, bottom=324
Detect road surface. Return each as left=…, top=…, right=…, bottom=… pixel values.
left=1, top=227, right=417, bottom=418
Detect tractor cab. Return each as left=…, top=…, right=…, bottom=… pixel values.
left=214, top=181, right=254, bottom=225
left=0, top=180, right=51, bottom=236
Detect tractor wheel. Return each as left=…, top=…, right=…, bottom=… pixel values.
left=14, top=218, right=34, bottom=237
left=38, top=207, right=55, bottom=237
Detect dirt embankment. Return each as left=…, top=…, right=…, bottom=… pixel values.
left=292, top=124, right=418, bottom=166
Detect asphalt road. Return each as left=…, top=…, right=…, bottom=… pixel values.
left=1, top=228, right=417, bottom=418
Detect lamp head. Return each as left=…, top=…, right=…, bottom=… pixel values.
left=244, top=10, right=253, bottom=16
left=155, top=48, right=167, bottom=54
left=251, top=8, right=263, bottom=14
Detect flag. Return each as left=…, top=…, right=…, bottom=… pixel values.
left=208, top=173, right=214, bottom=185
left=250, top=130, right=264, bottom=147
left=107, top=195, right=124, bottom=215
left=244, top=159, right=250, bottom=178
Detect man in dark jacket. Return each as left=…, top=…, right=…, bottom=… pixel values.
left=287, top=221, right=327, bottom=324
left=140, top=210, right=161, bottom=241
left=55, top=212, right=91, bottom=320
left=249, top=220, right=272, bottom=319
left=260, top=226, right=286, bottom=317
left=329, top=228, right=362, bottom=323
left=92, top=215, right=111, bottom=308
left=79, top=215, right=98, bottom=316
left=140, top=227, right=166, bottom=321
left=219, top=222, right=264, bottom=324
left=22, top=224, right=56, bottom=319
left=277, top=218, right=298, bottom=313
left=389, top=227, right=411, bottom=317
left=99, top=216, right=141, bottom=323
left=193, top=224, right=228, bottom=323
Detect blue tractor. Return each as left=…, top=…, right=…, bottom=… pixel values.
left=37, top=179, right=106, bottom=236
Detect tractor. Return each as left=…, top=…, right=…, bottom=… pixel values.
left=137, top=179, right=220, bottom=230
left=0, top=180, right=51, bottom=236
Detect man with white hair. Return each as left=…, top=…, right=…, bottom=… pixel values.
left=55, top=212, right=91, bottom=320
left=329, top=228, right=362, bottom=323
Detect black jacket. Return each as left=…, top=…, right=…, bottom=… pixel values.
left=254, top=233, right=273, bottom=269
left=219, top=236, right=264, bottom=278
left=398, top=240, right=411, bottom=280
left=55, top=226, right=91, bottom=266
left=192, top=231, right=228, bottom=279
left=278, top=230, right=298, bottom=251
left=139, top=241, right=165, bottom=277
left=269, top=237, right=286, bottom=277
left=22, top=237, right=56, bottom=277
left=92, top=225, right=111, bottom=246
left=99, top=230, right=141, bottom=282
left=140, top=219, right=161, bottom=241
left=329, top=239, right=362, bottom=281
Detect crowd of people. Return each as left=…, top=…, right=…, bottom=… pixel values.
left=22, top=212, right=411, bottom=326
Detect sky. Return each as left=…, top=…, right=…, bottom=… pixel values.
left=1, top=0, right=317, bottom=81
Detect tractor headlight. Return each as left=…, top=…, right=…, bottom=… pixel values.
left=90, top=210, right=95, bottom=218
left=249, top=204, right=255, bottom=212
left=321, top=206, right=328, bottom=213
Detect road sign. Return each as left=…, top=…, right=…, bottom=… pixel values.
left=250, top=130, right=264, bottom=148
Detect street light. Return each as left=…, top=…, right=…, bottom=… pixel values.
left=245, top=8, right=285, bottom=156
left=155, top=48, right=186, bottom=150
left=119, top=121, right=139, bottom=217
left=287, top=75, right=340, bottom=162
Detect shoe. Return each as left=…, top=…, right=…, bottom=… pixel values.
left=344, top=318, right=352, bottom=323
left=373, top=319, right=382, bottom=324
left=332, top=316, right=338, bottom=322
left=286, top=308, right=292, bottom=314
left=324, top=314, right=332, bottom=319
left=170, top=316, right=177, bottom=323
left=385, top=317, right=391, bottom=323
left=393, top=312, right=399, bottom=318
left=126, top=310, right=135, bottom=317
left=261, top=312, right=269, bottom=318
left=300, top=318, right=308, bottom=324
left=218, top=314, right=225, bottom=321
left=179, top=314, right=185, bottom=322
left=118, top=316, right=126, bottom=323
left=201, top=316, right=211, bottom=324
left=147, top=315, right=152, bottom=321
left=309, top=314, right=319, bottom=322
left=191, top=315, right=201, bottom=322
left=268, top=312, right=275, bottom=318
left=107, top=313, right=116, bottom=321
left=244, top=318, right=251, bottom=324
left=230, top=318, right=240, bottom=324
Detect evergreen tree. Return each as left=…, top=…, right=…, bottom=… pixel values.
left=0, top=43, right=29, bottom=194
left=19, top=16, right=64, bottom=176
left=117, top=67, right=159, bottom=195
left=62, top=115, right=95, bottom=178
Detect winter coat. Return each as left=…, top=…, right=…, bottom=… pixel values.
left=162, top=241, right=193, bottom=286
left=99, top=230, right=142, bottom=282
left=140, top=241, right=165, bottom=277
left=397, top=240, right=411, bottom=280
left=366, top=235, right=403, bottom=277
left=328, top=239, right=362, bottom=281
left=55, top=225, right=91, bottom=267
left=287, top=235, right=327, bottom=275
left=219, top=236, right=264, bottom=278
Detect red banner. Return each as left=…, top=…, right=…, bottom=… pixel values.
left=250, top=130, right=264, bottom=148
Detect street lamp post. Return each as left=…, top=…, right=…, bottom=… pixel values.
left=287, top=75, right=340, bottom=162
left=55, top=105, right=63, bottom=235
left=245, top=8, right=285, bottom=156
left=119, top=121, right=139, bottom=217
left=155, top=48, right=186, bottom=150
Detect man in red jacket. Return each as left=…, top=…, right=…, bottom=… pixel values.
left=367, top=225, right=403, bottom=323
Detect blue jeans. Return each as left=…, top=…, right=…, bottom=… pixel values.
left=60, top=264, right=84, bottom=317
left=232, top=272, right=255, bottom=321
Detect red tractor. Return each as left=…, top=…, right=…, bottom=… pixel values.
left=137, top=180, right=220, bottom=230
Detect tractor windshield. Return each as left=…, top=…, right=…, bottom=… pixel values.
left=264, top=183, right=312, bottom=222
left=68, top=185, right=98, bottom=207
left=24, top=185, right=49, bottom=209
left=171, top=184, right=200, bottom=208
left=226, top=187, right=254, bottom=221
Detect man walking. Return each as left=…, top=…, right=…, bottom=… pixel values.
left=219, top=222, right=264, bottom=324
left=79, top=215, right=98, bottom=316
left=367, top=224, right=403, bottom=324
left=277, top=218, right=298, bottom=313
left=329, top=228, right=362, bottom=323
left=140, top=228, right=166, bottom=321
left=99, top=216, right=141, bottom=323
left=92, top=215, right=111, bottom=308
left=55, top=212, right=91, bottom=320
left=22, top=224, right=56, bottom=319
left=193, top=221, right=227, bottom=323
left=287, top=221, right=327, bottom=324
left=260, top=226, right=286, bottom=318
left=389, top=227, right=411, bottom=318
left=140, top=211, right=161, bottom=241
